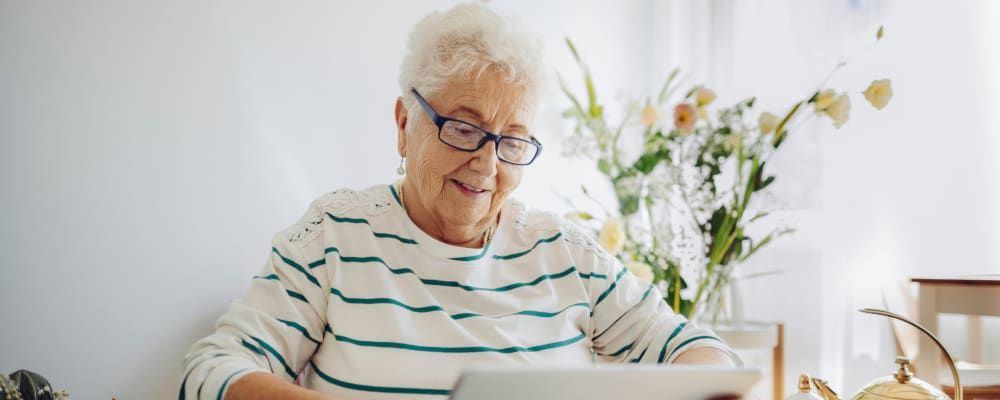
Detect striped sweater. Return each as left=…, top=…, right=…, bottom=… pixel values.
left=180, top=183, right=735, bottom=400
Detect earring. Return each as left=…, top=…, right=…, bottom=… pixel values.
left=397, top=157, right=406, bottom=175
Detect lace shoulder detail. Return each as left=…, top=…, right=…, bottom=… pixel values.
left=508, top=199, right=558, bottom=231
left=310, top=185, right=393, bottom=217
left=558, top=219, right=615, bottom=262
left=286, top=209, right=325, bottom=245
left=286, top=184, right=394, bottom=245
left=507, top=199, right=612, bottom=261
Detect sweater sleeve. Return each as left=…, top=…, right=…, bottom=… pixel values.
left=180, top=229, right=329, bottom=400
left=582, top=250, right=739, bottom=365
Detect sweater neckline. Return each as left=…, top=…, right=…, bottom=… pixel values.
left=387, top=182, right=511, bottom=263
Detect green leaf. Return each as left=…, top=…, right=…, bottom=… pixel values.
left=559, top=76, right=586, bottom=119
left=586, top=76, right=600, bottom=117
left=737, top=227, right=796, bottom=263
left=755, top=175, right=776, bottom=191
left=807, top=91, right=820, bottom=104
left=774, top=131, right=787, bottom=147
left=679, top=299, right=693, bottom=319
left=597, top=158, right=612, bottom=175
left=591, top=104, right=603, bottom=119
left=565, top=37, right=582, bottom=63
left=708, top=206, right=727, bottom=238
left=656, top=68, right=681, bottom=104
left=773, top=101, right=802, bottom=147
left=565, top=38, right=602, bottom=119
left=619, top=195, right=640, bottom=216
left=730, top=236, right=744, bottom=261
left=633, top=152, right=660, bottom=174
left=751, top=161, right=767, bottom=188
left=749, top=211, right=771, bottom=223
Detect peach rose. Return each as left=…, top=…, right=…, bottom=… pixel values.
left=674, top=103, right=697, bottom=134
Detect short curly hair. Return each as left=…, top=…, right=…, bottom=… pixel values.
left=398, top=3, right=548, bottom=125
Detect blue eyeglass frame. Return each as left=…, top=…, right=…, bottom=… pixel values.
left=410, top=87, right=542, bottom=166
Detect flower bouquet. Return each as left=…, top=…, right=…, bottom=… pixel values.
left=560, top=33, right=892, bottom=323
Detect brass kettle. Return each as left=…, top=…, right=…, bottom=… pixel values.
left=807, top=308, right=963, bottom=400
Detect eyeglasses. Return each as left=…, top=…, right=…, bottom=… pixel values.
left=410, top=88, right=542, bottom=166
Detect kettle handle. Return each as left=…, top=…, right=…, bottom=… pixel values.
left=860, top=308, right=962, bottom=400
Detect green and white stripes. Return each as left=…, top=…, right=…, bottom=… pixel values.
left=329, top=286, right=589, bottom=321
left=182, top=185, right=732, bottom=400
left=329, top=331, right=587, bottom=354
left=310, top=361, right=451, bottom=396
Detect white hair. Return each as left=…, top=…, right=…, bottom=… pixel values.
left=398, top=3, right=549, bottom=125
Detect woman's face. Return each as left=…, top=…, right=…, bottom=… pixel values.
left=395, top=70, right=535, bottom=243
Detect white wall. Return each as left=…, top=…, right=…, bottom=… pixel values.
left=0, top=1, right=648, bottom=398
left=2, top=1, right=998, bottom=399
left=708, top=0, right=1000, bottom=393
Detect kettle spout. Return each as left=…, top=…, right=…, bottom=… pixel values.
left=810, top=378, right=842, bottom=400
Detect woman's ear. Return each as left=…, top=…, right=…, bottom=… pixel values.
left=394, top=97, right=408, bottom=157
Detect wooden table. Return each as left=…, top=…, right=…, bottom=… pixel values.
left=712, top=321, right=784, bottom=400
left=912, top=275, right=1000, bottom=387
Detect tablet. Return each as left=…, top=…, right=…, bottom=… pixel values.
left=449, top=365, right=762, bottom=400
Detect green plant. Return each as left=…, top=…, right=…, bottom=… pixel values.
left=560, top=32, right=892, bottom=323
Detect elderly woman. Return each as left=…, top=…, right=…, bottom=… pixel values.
left=181, top=4, right=736, bottom=400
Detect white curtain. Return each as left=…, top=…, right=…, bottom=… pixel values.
left=643, top=0, right=1000, bottom=393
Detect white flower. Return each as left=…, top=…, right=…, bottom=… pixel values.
left=624, top=261, right=655, bottom=282
left=597, top=217, right=625, bottom=254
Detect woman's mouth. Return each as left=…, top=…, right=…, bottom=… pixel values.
left=451, top=179, right=489, bottom=196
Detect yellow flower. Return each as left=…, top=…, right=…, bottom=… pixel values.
left=624, top=261, right=654, bottom=282
left=826, top=94, right=851, bottom=129
left=597, top=217, right=625, bottom=254
left=673, top=103, right=697, bottom=134
left=695, top=86, right=717, bottom=107
left=862, top=79, right=893, bottom=110
left=640, top=105, right=660, bottom=127
left=563, top=211, right=593, bottom=221
left=758, top=112, right=780, bottom=135
left=813, top=89, right=837, bottom=112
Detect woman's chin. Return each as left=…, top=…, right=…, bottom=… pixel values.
left=439, top=202, right=493, bottom=226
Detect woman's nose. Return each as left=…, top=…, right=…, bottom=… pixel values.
left=468, top=139, right=499, bottom=177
